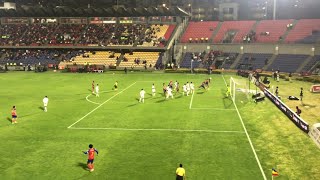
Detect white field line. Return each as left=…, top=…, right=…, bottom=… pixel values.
left=191, top=107, right=236, bottom=111
left=189, top=92, right=194, bottom=109
left=85, top=90, right=114, bottom=105
left=222, top=75, right=267, bottom=180
left=69, top=127, right=245, bottom=133
left=85, top=94, right=101, bottom=105
left=68, top=82, right=137, bottom=128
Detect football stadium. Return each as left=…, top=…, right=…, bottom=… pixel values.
left=1, top=0, right=320, bottom=179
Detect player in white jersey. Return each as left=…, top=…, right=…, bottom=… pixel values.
left=42, top=96, right=49, bottom=112
left=182, top=84, right=187, bottom=96
left=95, top=84, right=100, bottom=97
left=151, top=84, right=156, bottom=97
left=166, top=86, right=174, bottom=99
left=186, top=82, right=190, bottom=96
left=139, top=89, right=146, bottom=103
left=190, top=82, right=195, bottom=94
left=174, top=81, right=178, bottom=91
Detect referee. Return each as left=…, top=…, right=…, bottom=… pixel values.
left=176, top=164, right=186, bottom=180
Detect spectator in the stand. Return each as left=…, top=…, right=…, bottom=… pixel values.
left=265, top=58, right=269, bottom=65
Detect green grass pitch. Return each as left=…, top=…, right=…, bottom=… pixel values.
left=0, top=72, right=319, bottom=179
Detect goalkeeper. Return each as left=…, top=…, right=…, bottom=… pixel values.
left=226, top=85, right=231, bottom=97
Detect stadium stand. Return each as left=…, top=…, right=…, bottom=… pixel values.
left=300, top=55, right=320, bottom=72
left=180, top=21, right=219, bottom=43
left=2, top=49, right=60, bottom=65
left=0, top=24, right=28, bottom=46
left=20, top=24, right=58, bottom=46
left=285, top=19, right=320, bottom=43
left=109, top=24, right=145, bottom=46
left=236, top=53, right=273, bottom=70
left=266, top=54, right=309, bottom=72
left=119, top=52, right=159, bottom=68
left=255, top=20, right=294, bottom=43
left=48, top=24, right=87, bottom=45
left=78, top=24, right=115, bottom=45
left=213, top=21, right=255, bottom=43
left=180, top=52, right=203, bottom=68
left=59, top=51, right=120, bottom=69
left=164, top=25, right=176, bottom=42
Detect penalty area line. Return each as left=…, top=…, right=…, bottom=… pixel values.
left=189, top=92, right=194, bottom=109
left=69, top=127, right=245, bottom=133
left=68, top=82, right=137, bottom=129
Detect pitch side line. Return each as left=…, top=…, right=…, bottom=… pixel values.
left=222, top=75, right=267, bottom=180
left=68, top=82, right=137, bottom=129
left=69, top=127, right=245, bottom=133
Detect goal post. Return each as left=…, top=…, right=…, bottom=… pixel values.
left=230, top=77, right=251, bottom=104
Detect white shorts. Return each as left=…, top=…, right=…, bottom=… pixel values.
left=140, top=96, right=144, bottom=99
left=152, top=89, right=156, bottom=93
left=44, top=103, right=48, bottom=107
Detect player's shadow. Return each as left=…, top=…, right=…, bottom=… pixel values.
left=38, top=106, right=44, bottom=111
left=156, top=99, right=166, bottom=103
left=6, top=117, right=11, bottom=123
left=197, top=91, right=205, bottom=94
left=127, top=103, right=138, bottom=107
left=77, top=162, right=88, bottom=170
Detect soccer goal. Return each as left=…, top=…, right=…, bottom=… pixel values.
left=229, top=77, right=251, bottom=104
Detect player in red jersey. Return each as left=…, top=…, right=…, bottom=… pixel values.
left=83, top=144, right=99, bottom=172
left=92, top=81, right=95, bottom=94
left=11, top=106, right=18, bottom=124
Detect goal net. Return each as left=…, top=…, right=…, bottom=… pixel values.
left=229, top=77, right=251, bottom=104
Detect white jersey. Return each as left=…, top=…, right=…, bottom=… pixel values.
left=186, top=83, right=190, bottom=90
left=152, top=85, right=156, bottom=92
left=167, top=87, right=172, bottom=94
left=95, top=86, right=99, bottom=93
left=190, top=83, right=195, bottom=90
left=43, top=97, right=49, bottom=106
left=140, top=90, right=146, bottom=97
left=174, top=81, right=178, bottom=88
left=183, top=85, right=187, bottom=92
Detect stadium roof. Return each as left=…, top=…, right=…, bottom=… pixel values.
left=0, top=6, right=190, bottom=17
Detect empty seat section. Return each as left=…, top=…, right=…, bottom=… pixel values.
left=255, top=20, right=293, bottom=43
left=267, top=54, right=308, bottom=72
left=181, top=21, right=218, bottom=43
left=237, top=53, right=273, bottom=70
left=286, top=19, right=320, bottom=43
left=214, top=21, right=255, bottom=43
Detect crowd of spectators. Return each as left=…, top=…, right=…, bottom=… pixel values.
left=0, top=23, right=173, bottom=47
left=109, top=24, right=145, bottom=46
left=78, top=24, right=115, bottom=45
left=19, top=24, right=58, bottom=46
left=0, top=24, right=28, bottom=46
left=2, top=49, right=61, bottom=64
left=48, top=24, right=86, bottom=45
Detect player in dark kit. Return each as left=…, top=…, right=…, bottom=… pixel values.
left=300, top=87, right=303, bottom=102
left=83, top=144, right=99, bottom=172
left=163, top=83, right=167, bottom=96
left=92, top=81, right=95, bottom=93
